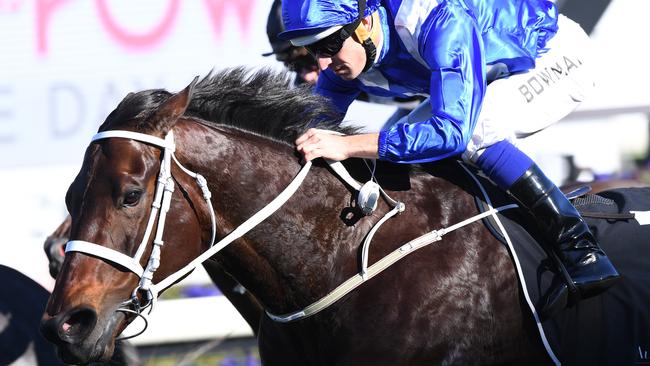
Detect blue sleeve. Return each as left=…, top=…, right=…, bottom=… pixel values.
left=378, top=3, right=486, bottom=163
left=314, top=69, right=361, bottom=114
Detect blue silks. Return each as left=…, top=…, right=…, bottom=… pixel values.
left=476, top=140, right=534, bottom=190
left=308, top=0, right=558, bottom=164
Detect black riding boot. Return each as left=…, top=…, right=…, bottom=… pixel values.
left=509, top=164, right=620, bottom=314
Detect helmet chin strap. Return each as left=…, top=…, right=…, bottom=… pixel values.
left=354, top=11, right=380, bottom=72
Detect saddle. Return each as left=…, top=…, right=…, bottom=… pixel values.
left=471, top=175, right=650, bottom=365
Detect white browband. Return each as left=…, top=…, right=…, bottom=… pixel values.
left=92, top=131, right=174, bottom=150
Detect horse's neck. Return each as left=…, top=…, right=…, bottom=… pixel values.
left=175, top=121, right=357, bottom=313
left=174, top=122, right=488, bottom=316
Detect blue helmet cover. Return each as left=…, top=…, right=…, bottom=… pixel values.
left=279, top=0, right=379, bottom=40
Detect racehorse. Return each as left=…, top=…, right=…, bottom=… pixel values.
left=40, top=68, right=559, bottom=365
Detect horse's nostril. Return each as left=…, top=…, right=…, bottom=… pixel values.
left=42, top=307, right=98, bottom=344
left=60, top=307, right=98, bottom=342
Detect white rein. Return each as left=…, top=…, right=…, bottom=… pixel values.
left=65, top=129, right=312, bottom=311
left=65, top=129, right=516, bottom=336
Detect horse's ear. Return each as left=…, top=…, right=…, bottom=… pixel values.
left=150, top=76, right=199, bottom=135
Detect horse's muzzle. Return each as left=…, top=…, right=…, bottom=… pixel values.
left=40, top=306, right=103, bottom=364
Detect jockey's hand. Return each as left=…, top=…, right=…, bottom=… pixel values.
left=295, top=128, right=379, bottom=162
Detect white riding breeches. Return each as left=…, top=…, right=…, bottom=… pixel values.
left=462, top=14, right=595, bottom=162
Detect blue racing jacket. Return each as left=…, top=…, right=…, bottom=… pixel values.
left=315, top=0, right=559, bottom=163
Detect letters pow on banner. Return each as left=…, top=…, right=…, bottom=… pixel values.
left=0, top=0, right=275, bottom=168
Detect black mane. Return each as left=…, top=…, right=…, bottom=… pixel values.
left=100, top=67, right=352, bottom=143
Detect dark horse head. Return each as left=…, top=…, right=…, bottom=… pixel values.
left=41, top=68, right=551, bottom=365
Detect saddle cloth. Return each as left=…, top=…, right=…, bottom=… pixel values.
left=472, top=177, right=650, bottom=366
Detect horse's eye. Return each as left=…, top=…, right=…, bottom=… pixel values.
left=123, top=190, right=142, bottom=206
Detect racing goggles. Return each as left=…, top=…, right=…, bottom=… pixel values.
left=304, top=22, right=359, bottom=58
left=304, top=0, right=367, bottom=58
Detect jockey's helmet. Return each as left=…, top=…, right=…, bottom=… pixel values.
left=279, top=0, right=379, bottom=71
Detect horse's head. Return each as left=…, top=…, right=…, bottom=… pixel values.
left=40, top=78, right=213, bottom=364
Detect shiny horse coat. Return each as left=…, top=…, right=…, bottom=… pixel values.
left=41, top=68, right=550, bottom=365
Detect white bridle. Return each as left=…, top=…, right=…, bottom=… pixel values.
left=64, top=127, right=397, bottom=324
left=64, top=129, right=522, bottom=334
left=65, top=130, right=216, bottom=331
left=65, top=129, right=315, bottom=336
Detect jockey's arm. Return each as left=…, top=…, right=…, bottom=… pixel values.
left=297, top=3, right=485, bottom=164
left=378, top=4, right=486, bottom=163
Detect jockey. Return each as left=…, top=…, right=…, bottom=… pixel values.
left=263, top=0, right=422, bottom=126
left=280, top=0, right=620, bottom=313
left=263, top=0, right=320, bottom=85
